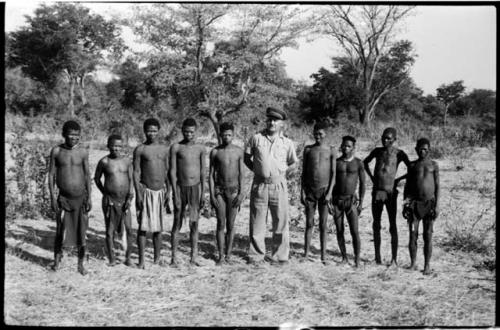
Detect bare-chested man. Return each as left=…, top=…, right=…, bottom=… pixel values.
left=363, top=127, right=410, bottom=267
left=94, top=135, right=134, bottom=267
left=402, top=138, right=440, bottom=275
left=332, top=136, right=366, bottom=268
left=301, top=122, right=335, bottom=264
left=209, top=122, right=245, bottom=265
left=48, top=120, right=92, bottom=275
left=133, top=118, right=171, bottom=269
left=170, top=118, right=207, bottom=266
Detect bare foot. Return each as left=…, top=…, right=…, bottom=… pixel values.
left=77, top=264, right=88, bottom=275
left=216, top=258, right=225, bottom=266
left=387, top=260, right=398, bottom=270
left=407, top=263, right=418, bottom=271
left=423, top=267, right=432, bottom=275
left=170, top=259, right=179, bottom=268
left=124, top=259, right=133, bottom=267
left=137, top=263, right=145, bottom=270
left=190, top=259, right=203, bottom=267
left=107, top=260, right=117, bottom=267
left=321, top=259, right=328, bottom=266
left=225, top=256, right=234, bottom=265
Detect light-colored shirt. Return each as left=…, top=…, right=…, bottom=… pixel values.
left=245, top=131, right=298, bottom=178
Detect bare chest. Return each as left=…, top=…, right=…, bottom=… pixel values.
left=56, top=150, right=84, bottom=167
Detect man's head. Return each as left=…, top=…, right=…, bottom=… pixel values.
left=265, top=107, right=286, bottom=134
left=313, top=122, right=328, bottom=144
left=143, top=118, right=160, bottom=142
left=341, top=135, right=356, bottom=158
left=381, top=127, right=397, bottom=148
left=219, top=122, right=234, bottom=146
left=62, top=120, right=81, bottom=148
left=107, top=134, right=123, bottom=158
left=182, top=117, right=197, bottom=142
left=415, top=137, right=431, bottom=159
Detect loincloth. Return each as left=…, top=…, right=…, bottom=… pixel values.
left=304, top=186, right=328, bottom=204
left=332, top=194, right=357, bottom=212
left=214, top=184, right=239, bottom=204
left=138, top=187, right=169, bottom=233
left=179, top=183, right=201, bottom=210
left=58, top=194, right=88, bottom=247
left=103, top=195, right=131, bottom=235
left=372, top=189, right=398, bottom=204
left=404, top=199, right=436, bottom=221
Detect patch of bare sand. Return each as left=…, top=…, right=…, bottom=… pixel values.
left=4, top=144, right=495, bottom=326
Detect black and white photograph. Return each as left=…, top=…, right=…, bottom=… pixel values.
left=4, top=1, right=496, bottom=327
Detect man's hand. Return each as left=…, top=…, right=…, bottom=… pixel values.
left=85, top=199, right=92, bottom=213
left=51, top=196, right=59, bottom=214
left=402, top=200, right=412, bottom=220
left=356, top=200, right=363, bottom=215
left=173, top=192, right=181, bottom=211
left=136, top=195, right=143, bottom=211
left=432, top=205, right=439, bottom=220
left=211, top=195, right=219, bottom=209
left=300, top=189, right=306, bottom=206
left=323, top=192, right=332, bottom=204
left=232, top=194, right=244, bottom=208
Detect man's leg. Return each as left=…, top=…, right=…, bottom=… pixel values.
left=303, top=199, right=316, bottom=259
left=408, top=214, right=419, bottom=270
left=371, top=198, right=384, bottom=264
left=77, top=245, right=88, bottom=275
left=248, top=182, right=269, bottom=262
left=153, top=232, right=162, bottom=264
left=225, top=192, right=238, bottom=262
left=422, top=217, right=434, bottom=275
left=137, top=230, right=147, bottom=269
left=105, top=217, right=117, bottom=266
left=215, top=193, right=227, bottom=264
left=346, top=205, right=361, bottom=267
left=269, top=182, right=290, bottom=262
left=318, top=201, right=329, bottom=263
left=387, top=193, right=399, bottom=266
left=52, top=210, right=64, bottom=271
left=124, top=223, right=133, bottom=266
left=188, top=186, right=201, bottom=265
left=334, top=207, right=348, bottom=263
left=170, top=202, right=184, bottom=266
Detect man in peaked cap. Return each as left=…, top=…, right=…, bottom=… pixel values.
left=244, top=106, right=298, bottom=265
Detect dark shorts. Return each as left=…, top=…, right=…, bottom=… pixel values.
left=405, top=199, right=436, bottom=221
left=214, top=185, right=239, bottom=205
left=103, top=196, right=131, bottom=235
left=57, top=195, right=88, bottom=247
left=305, top=186, right=328, bottom=205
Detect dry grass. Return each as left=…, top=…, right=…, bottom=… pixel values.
left=4, top=136, right=496, bottom=327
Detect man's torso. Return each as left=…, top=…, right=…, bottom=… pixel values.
left=138, top=144, right=168, bottom=190
left=303, top=144, right=332, bottom=189
left=55, top=145, right=87, bottom=198
left=102, top=156, right=131, bottom=201
left=334, top=157, right=361, bottom=196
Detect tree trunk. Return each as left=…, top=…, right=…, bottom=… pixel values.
left=443, top=104, right=449, bottom=128
left=68, top=77, right=76, bottom=117
left=79, top=75, right=87, bottom=105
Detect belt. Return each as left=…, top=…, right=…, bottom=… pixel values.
left=254, top=174, right=286, bottom=184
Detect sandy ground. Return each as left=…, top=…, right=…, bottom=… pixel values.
left=4, top=141, right=496, bottom=326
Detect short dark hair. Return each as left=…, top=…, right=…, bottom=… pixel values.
left=313, top=122, right=329, bottom=131
left=382, top=127, right=397, bottom=137
left=342, top=135, right=356, bottom=145
left=143, top=118, right=160, bottom=131
left=416, top=137, right=430, bottom=149
left=62, top=120, right=81, bottom=136
left=219, top=122, right=234, bottom=132
left=107, top=134, right=122, bottom=146
left=182, top=117, right=197, bottom=128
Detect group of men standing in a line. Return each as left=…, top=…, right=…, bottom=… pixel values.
left=48, top=106, right=439, bottom=276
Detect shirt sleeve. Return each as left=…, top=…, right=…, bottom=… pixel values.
left=287, top=140, right=299, bottom=166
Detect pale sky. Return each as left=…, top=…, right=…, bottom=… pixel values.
left=4, top=2, right=497, bottom=95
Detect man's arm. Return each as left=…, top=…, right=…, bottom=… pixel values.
left=163, top=146, right=171, bottom=213
left=363, top=149, right=376, bottom=184
left=48, top=147, right=59, bottom=213
left=169, top=144, right=180, bottom=210
left=93, top=159, right=106, bottom=196
left=199, top=145, right=207, bottom=208
left=357, top=159, right=366, bottom=214
left=125, top=160, right=134, bottom=210
left=209, top=149, right=218, bottom=208
left=433, top=161, right=440, bottom=218
left=82, top=150, right=92, bottom=212
left=325, top=146, right=336, bottom=202
left=285, top=140, right=299, bottom=177
left=300, top=147, right=308, bottom=205
left=243, top=136, right=254, bottom=171
left=132, top=146, right=143, bottom=210
left=233, top=148, right=246, bottom=208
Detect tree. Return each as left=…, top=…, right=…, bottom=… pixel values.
left=128, top=4, right=315, bottom=141
left=436, top=80, right=466, bottom=127
left=7, top=3, right=124, bottom=116
left=319, top=5, right=415, bottom=124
